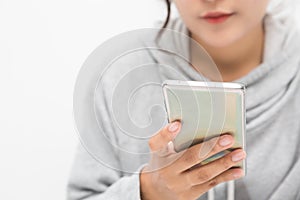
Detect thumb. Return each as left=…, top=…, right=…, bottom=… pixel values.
left=148, top=121, right=181, bottom=153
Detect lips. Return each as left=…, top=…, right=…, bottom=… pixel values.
left=201, top=11, right=234, bottom=24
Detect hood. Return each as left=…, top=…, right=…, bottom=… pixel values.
left=147, top=3, right=300, bottom=134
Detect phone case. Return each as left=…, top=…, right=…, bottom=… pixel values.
left=162, top=80, right=246, bottom=170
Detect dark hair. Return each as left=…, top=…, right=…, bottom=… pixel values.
left=162, top=0, right=171, bottom=29
left=156, top=0, right=171, bottom=42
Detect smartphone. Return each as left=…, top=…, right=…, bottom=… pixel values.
left=162, top=80, right=246, bottom=170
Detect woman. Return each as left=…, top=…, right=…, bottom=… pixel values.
left=67, top=0, right=300, bottom=199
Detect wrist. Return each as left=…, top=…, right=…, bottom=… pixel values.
left=139, top=166, right=154, bottom=200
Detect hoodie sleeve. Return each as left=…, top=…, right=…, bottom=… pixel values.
left=67, top=33, right=159, bottom=200
left=67, top=73, right=147, bottom=200
left=66, top=144, right=146, bottom=200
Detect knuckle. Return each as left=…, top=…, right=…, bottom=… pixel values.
left=208, top=178, right=219, bottom=187
left=221, top=156, right=232, bottom=170
left=183, top=150, right=199, bottom=164
left=160, top=167, right=171, bottom=178
left=210, top=139, right=222, bottom=153
left=161, top=129, right=171, bottom=141
left=163, top=178, right=181, bottom=193
left=199, top=140, right=219, bottom=158
left=157, top=170, right=168, bottom=182
left=148, top=139, right=156, bottom=149
left=165, top=182, right=177, bottom=191
left=196, top=170, right=210, bottom=182
left=205, top=139, right=215, bottom=149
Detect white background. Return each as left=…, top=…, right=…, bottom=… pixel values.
left=0, top=1, right=299, bottom=200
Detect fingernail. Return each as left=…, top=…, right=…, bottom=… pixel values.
left=168, top=121, right=180, bottom=132
left=219, top=135, right=233, bottom=147
left=233, top=170, right=244, bottom=178
left=232, top=151, right=246, bottom=162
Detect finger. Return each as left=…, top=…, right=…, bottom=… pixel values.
left=148, top=121, right=181, bottom=153
left=173, top=134, right=235, bottom=172
left=184, top=149, right=246, bottom=186
left=185, top=168, right=245, bottom=200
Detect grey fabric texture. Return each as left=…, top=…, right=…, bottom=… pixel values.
left=67, top=10, right=300, bottom=200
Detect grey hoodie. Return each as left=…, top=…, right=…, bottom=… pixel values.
left=67, top=5, right=300, bottom=200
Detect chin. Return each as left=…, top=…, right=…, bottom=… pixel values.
left=190, top=24, right=244, bottom=48
left=194, top=31, right=242, bottom=49
left=205, top=39, right=237, bottom=48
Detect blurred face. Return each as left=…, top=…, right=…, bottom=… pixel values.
left=173, top=0, right=270, bottom=47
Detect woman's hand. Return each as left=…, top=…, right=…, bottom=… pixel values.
left=140, top=121, right=246, bottom=200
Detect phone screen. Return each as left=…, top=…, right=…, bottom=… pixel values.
left=162, top=80, right=246, bottom=170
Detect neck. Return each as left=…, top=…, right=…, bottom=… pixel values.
left=190, top=22, right=265, bottom=82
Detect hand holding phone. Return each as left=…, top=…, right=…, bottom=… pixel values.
left=162, top=80, right=246, bottom=171
left=140, top=121, right=246, bottom=200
